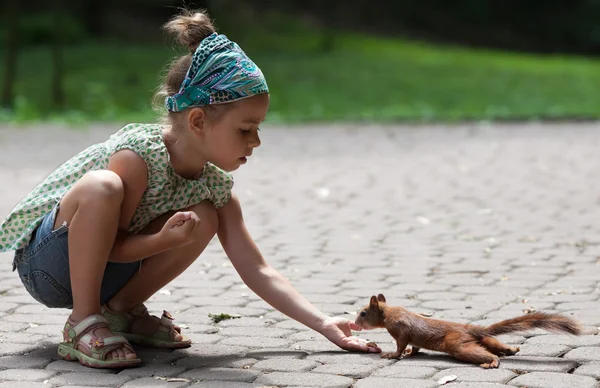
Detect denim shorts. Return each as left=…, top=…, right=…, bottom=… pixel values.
left=12, top=204, right=141, bottom=309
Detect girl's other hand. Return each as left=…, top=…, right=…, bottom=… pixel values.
left=159, top=211, right=201, bottom=247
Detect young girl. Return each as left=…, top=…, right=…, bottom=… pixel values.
left=0, top=9, right=381, bottom=368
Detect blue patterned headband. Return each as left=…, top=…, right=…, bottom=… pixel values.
left=165, top=33, right=269, bottom=112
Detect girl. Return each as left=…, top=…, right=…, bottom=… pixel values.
left=0, top=9, right=381, bottom=368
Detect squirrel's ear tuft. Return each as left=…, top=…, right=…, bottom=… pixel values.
left=369, top=295, right=378, bottom=307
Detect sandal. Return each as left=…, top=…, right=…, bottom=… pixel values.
left=101, top=303, right=191, bottom=349
left=57, top=315, right=142, bottom=369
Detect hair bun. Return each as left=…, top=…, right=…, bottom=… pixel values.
left=164, top=9, right=216, bottom=52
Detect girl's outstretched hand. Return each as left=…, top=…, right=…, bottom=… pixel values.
left=319, top=317, right=382, bottom=353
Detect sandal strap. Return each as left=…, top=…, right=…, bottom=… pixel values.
left=160, top=310, right=175, bottom=328
left=77, top=333, right=136, bottom=360
left=63, top=315, right=110, bottom=344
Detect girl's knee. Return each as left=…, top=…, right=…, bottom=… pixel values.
left=80, top=170, right=124, bottom=203
left=187, top=201, right=218, bottom=237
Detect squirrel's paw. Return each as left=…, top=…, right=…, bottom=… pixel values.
left=381, top=351, right=402, bottom=359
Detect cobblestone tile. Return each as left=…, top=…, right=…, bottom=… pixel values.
left=254, top=371, right=354, bottom=388
left=48, top=373, right=133, bottom=386
left=513, top=344, right=570, bottom=357
left=0, top=355, right=50, bottom=369
left=117, top=364, right=187, bottom=378
left=372, top=365, right=438, bottom=378
left=353, top=377, right=439, bottom=388
left=179, top=367, right=260, bottom=382
left=432, top=367, right=517, bottom=383
left=311, top=363, right=380, bottom=378
left=251, top=358, right=319, bottom=372
left=0, top=383, right=50, bottom=388
left=45, top=360, right=116, bottom=373
left=498, top=356, right=578, bottom=373
left=563, top=347, right=600, bottom=362
left=573, top=362, right=600, bottom=379
left=0, top=369, right=57, bottom=381
left=121, top=377, right=189, bottom=388
left=526, top=334, right=600, bottom=346
left=508, top=372, right=598, bottom=388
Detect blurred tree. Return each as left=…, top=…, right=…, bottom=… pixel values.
left=50, top=1, right=65, bottom=109
left=1, top=0, right=20, bottom=108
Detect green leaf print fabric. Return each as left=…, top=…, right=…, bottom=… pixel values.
left=0, top=123, right=233, bottom=252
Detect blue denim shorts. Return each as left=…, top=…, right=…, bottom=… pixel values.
left=13, top=204, right=141, bottom=309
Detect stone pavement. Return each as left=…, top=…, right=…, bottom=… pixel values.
left=0, top=122, right=599, bottom=388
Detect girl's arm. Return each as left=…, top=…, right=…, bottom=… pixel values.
left=217, top=193, right=380, bottom=353
left=106, top=149, right=170, bottom=263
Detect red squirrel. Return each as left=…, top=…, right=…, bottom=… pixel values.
left=355, top=294, right=582, bottom=368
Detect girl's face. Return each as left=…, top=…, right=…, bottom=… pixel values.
left=196, top=94, right=269, bottom=172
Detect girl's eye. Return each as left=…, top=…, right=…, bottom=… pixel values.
left=360, top=311, right=366, bottom=317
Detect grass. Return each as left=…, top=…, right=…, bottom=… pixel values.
left=1, top=23, right=600, bottom=124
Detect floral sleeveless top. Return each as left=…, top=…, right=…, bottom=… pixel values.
left=0, top=123, right=233, bottom=252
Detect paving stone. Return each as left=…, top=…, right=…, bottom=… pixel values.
left=0, top=333, right=50, bottom=345
left=0, top=383, right=50, bottom=388
left=45, top=360, right=117, bottom=373
left=353, top=377, right=439, bottom=388
left=0, top=321, right=29, bottom=332
left=251, top=358, right=319, bottom=372
left=49, top=372, right=133, bottom=386
left=4, top=121, right=600, bottom=388
left=573, top=362, right=600, bottom=379
left=117, top=364, right=187, bottom=378
left=498, top=356, right=578, bottom=373
left=132, top=348, right=182, bottom=365
left=121, top=377, right=190, bottom=388
left=441, top=384, right=512, bottom=388
left=513, top=344, right=570, bottom=357
left=0, top=343, right=38, bottom=357
left=218, top=326, right=295, bottom=338
left=526, top=334, right=600, bottom=346
left=290, top=340, right=340, bottom=352
left=0, top=369, right=57, bottom=381
left=245, top=349, right=308, bottom=360
left=0, top=355, right=50, bottom=369
left=221, top=336, right=292, bottom=348
left=372, top=365, right=438, bottom=378
left=187, top=382, right=266, bottom=388
left=563, top=346, right=600, bottom=361
left=311, top=363, right=380, bottom=378
left=508, top=372, right=598, bottom=388
left=180, top=367, right=260, bottom=382
left=432, top=367, right=517, bottom=383
left=372, top=354, right=468, bottom=369
left=185, top=334, right=222, bottom=344
left=306, top=351, right=392, bottom=366
left=254, top=371, right=354, bottom=388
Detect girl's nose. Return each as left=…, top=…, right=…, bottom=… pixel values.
left=249, top=132, right=261, bottom=148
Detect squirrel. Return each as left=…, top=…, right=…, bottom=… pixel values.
left=355, top=293, right=582, bottom=368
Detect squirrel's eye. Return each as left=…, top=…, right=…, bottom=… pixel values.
left=360, top=311, right=366, bottom=317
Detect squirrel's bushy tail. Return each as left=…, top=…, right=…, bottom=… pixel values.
left=471, top=312, right=582, bottom=337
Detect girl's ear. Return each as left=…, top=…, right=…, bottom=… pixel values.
left=187, top=107, right=207, bottom=137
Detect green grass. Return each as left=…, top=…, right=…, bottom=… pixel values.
left=1, top=26, right=600, bottom=124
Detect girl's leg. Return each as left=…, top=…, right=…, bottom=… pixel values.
left=53, top=170, right=136, bottom=361
left=105, top=201, right=218, bottom=339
